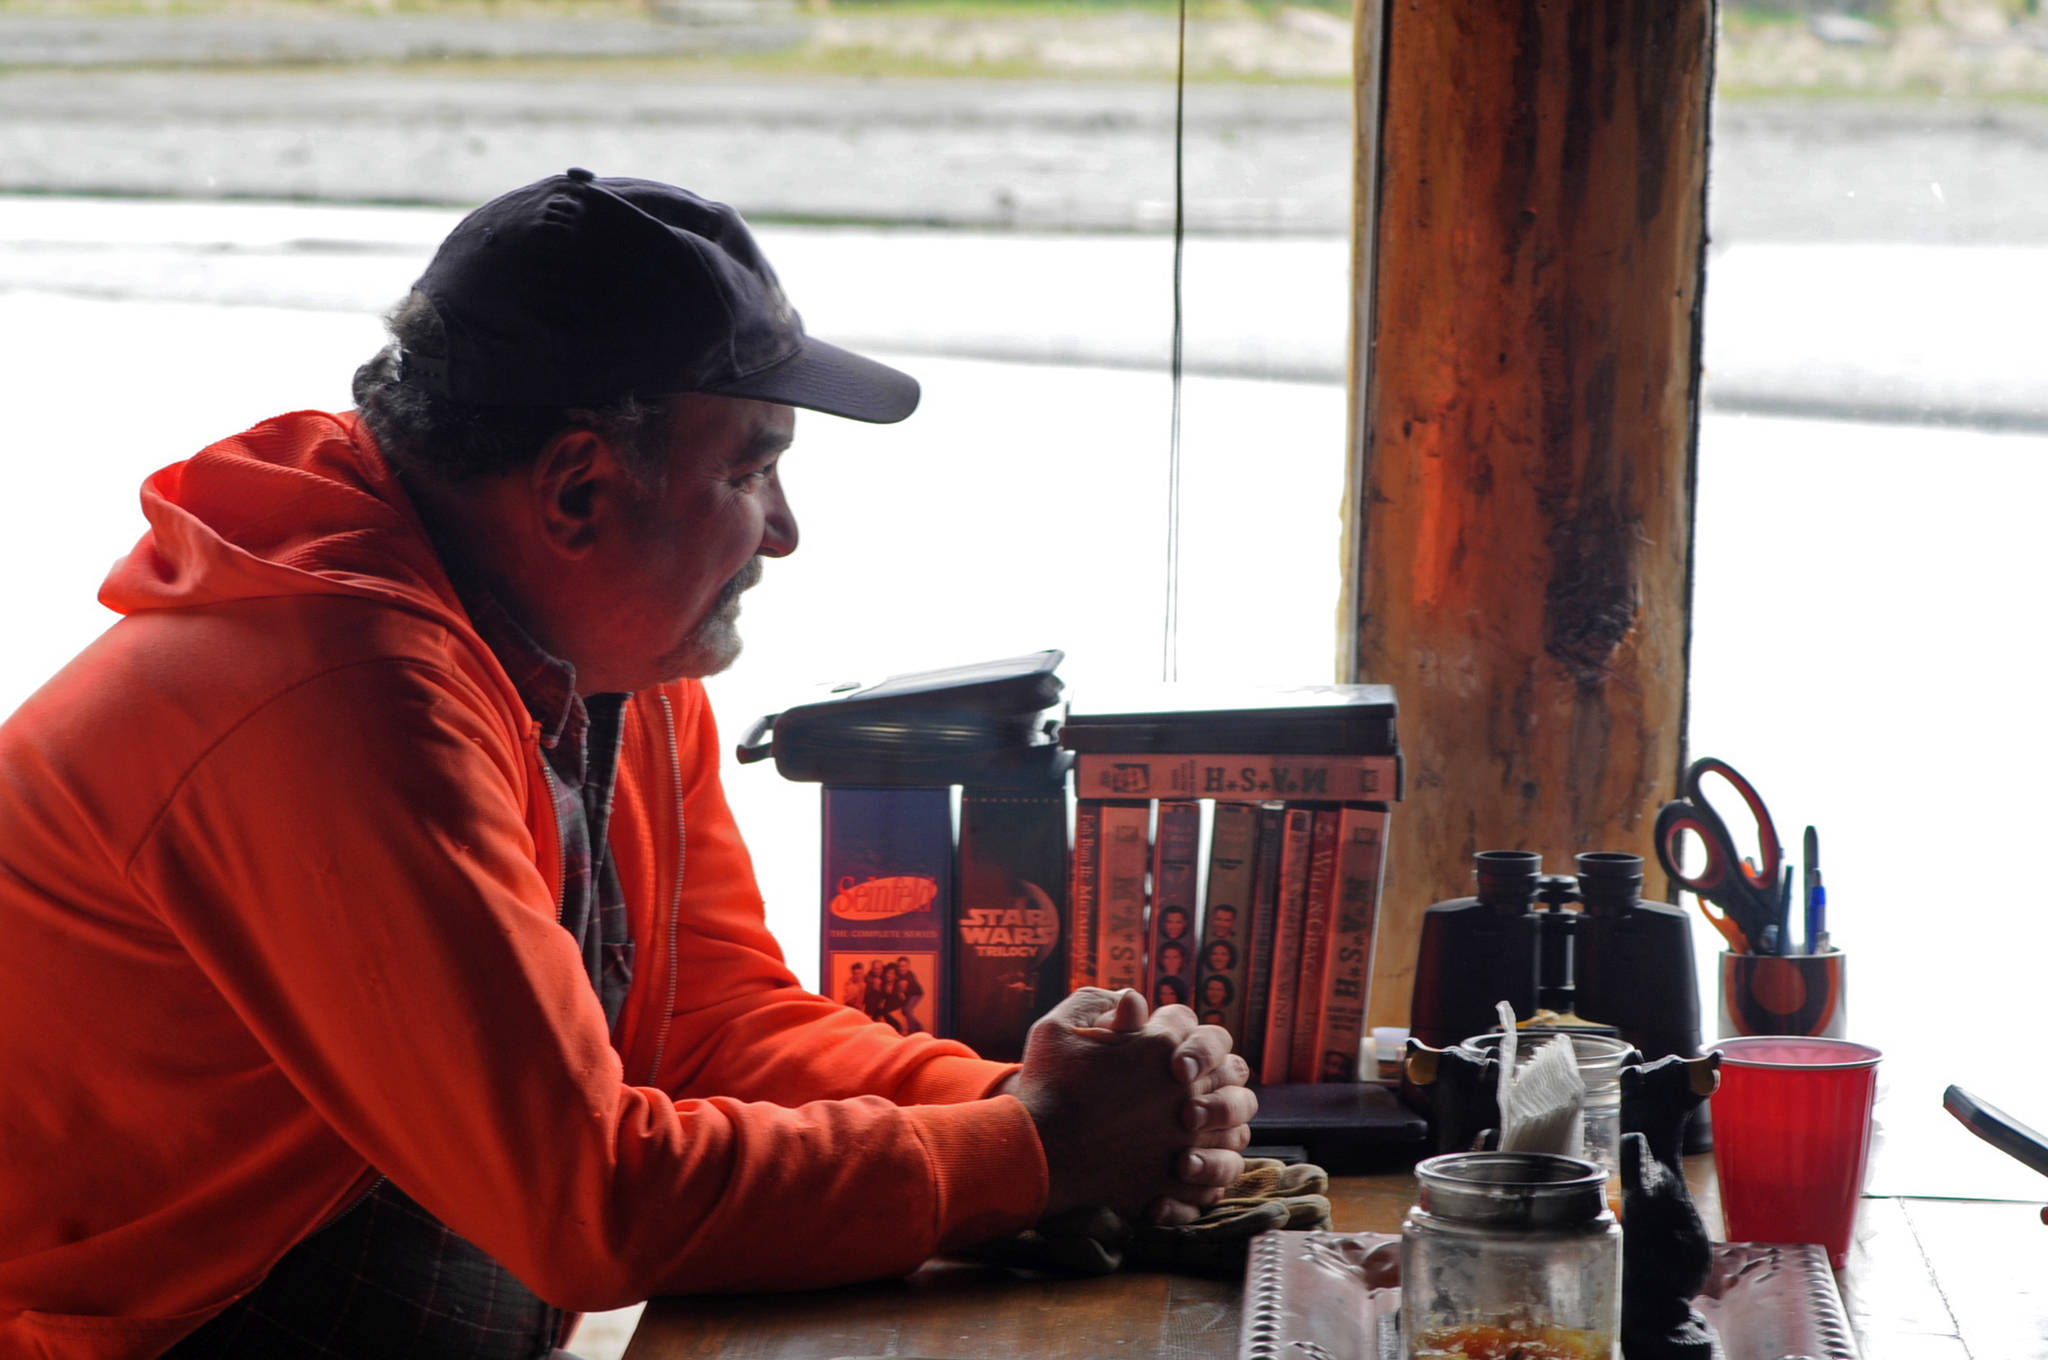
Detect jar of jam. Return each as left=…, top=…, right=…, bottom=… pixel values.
left=1400, top=1151, right=1620, bottom=1360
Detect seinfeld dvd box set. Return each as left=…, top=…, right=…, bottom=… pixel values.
left=740, top=652, right=1400, bottom=1070
left=819, top=787, right=954, bottom=1043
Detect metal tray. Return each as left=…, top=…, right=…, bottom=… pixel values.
left=1238, top=1230, right=1859, bottom=1360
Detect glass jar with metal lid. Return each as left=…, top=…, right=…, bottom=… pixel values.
left=1455, top=1029, right=1636, bottom=1212
left=1401, top=1151, right=1621, bottom=1360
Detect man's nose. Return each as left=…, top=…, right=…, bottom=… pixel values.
left=760, top=481, right=799, bottom=558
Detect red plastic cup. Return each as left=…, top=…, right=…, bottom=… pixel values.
left=1711, top=1035, right=1881, bottom=1269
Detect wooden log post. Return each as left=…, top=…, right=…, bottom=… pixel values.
left=1344, top=0, right=1716, bottom=1030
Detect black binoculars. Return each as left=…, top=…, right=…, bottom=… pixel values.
left=1409, top=849, right=1704, bottom=1074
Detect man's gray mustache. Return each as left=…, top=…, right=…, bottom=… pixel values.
left=719, top=557, right=765, bottom=608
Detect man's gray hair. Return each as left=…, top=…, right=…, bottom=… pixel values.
left=352, top=291, right=667, bottom=488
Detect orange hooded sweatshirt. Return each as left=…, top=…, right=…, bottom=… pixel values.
left=0, top=411, right=1046, bottom=1359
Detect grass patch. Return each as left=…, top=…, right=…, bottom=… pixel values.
left=823, top=0, right=1353, bottom=12
left=0, top=0, right=1353, bottom=15
left=1718, top=79, right=2048, bottom=103
left=1722, top=5, right=1828, bottom=26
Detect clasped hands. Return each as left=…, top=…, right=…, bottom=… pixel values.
left=1004, top=986, right=1258, bottom=1227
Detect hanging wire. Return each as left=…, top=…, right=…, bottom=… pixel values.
left=1163, top=0, right=1188, bottom=683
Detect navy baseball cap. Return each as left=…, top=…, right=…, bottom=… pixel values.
left=398, top=168, right=919, bottom=422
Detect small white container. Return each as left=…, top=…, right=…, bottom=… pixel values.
left=1456, top=1030, right=1635, bottom=1210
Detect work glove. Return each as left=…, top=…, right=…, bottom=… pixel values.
left=1221, top=1158, right=1329, bottom=1201
left=1124, top=1159, right=1332, bottom=1273
left=962, top=1204, right=1131, bottom=1275
left=966, top=1159, right=1332, bottom=1277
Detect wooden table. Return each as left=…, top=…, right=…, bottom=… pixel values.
left=624, top=1159, right=2048, bottom=1360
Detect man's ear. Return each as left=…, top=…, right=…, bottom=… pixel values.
left=529, top=428, right=625, bottom=558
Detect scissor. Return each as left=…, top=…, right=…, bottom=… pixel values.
left=1653, top=757, right=1785, bottom=954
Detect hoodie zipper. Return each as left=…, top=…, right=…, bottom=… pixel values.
left=645, top=692, right=685, bottom=1086
left=536, top=758, right=570, bottom=928
left=317, top=1169, right=389, bottom=1235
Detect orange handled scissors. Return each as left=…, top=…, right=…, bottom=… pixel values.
left=1652, top=757, right=1785, bottom=955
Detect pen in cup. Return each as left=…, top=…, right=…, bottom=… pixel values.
left=1804, top=824, right=1828, bottom=954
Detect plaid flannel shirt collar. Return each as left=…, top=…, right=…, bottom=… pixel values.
left=452, top=581, right=588, bottom=765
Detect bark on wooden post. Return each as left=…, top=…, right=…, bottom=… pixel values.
left=1345, top=0, right=1715, bottom=1030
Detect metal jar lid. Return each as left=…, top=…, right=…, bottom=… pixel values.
left=1413, top=1152, right=1609, bottom=1228
left=1456, top=1030, right=1637, bottom=1086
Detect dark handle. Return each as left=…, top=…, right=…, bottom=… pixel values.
left=734, top=712, right=778, bottom=765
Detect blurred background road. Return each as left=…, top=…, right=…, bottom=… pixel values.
left=7, top=4, right=2046, bottom=422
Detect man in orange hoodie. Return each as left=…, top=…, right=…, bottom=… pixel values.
left=0, top=170, right=1253, bottom=1359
